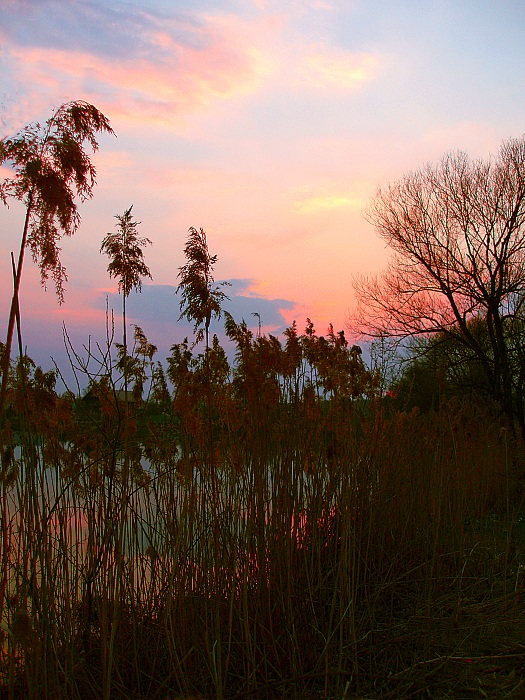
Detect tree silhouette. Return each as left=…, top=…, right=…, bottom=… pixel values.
left=177, top=226, right=230, bottom=350
left=0, top=100, right=114, bottom=418
left=100, top=205, right=152, bottom=384
left=352, top=137, right=525, bottom=439
left=392, top=320, right=493, bottom=412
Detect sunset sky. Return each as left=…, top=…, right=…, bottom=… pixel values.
left=1, top=0, right=525, bottom=386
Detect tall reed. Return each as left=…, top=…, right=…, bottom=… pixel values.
left=0, top=320, right=523, bottom=699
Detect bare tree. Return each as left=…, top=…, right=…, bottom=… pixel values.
left=351, top=137, right=525, bottom=438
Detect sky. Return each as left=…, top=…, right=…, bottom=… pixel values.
left=1, top=0, right=525, bottom=389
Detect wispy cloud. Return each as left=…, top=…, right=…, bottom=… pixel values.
left=1, top=0, right=380, bottom=128
left=1, top=1, right=273, bottom=124
left=1, top=0, right=205, bottom=61
left=295, top=47, right=379, bottom=91
left=293, top=191, right=364, bottom=213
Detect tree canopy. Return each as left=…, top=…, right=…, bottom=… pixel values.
left=0, top=101, right=114, bottom=299
left=352, top=137, right=525, bottom=437
left=0, top=100, right=114, bottom=421
left=177, top=227, right=230, bottom=348
left=100, top=206, right=152, bottom=299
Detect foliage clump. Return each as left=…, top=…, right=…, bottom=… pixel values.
left=177, top=226, right=230, bottom=347
left=0, top=100, right=114, bottom=298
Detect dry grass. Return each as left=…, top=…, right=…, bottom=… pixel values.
left=1, top=326, right=524, bottom=699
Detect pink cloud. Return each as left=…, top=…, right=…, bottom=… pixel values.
left=4, top=13, right=273, bottom=126
left=51, top=305, right=107, bottom=326
left=2, top=4, right=380, bottom=130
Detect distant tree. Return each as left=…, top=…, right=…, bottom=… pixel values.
left=100, top=206, right=152, bottom=388
left=393, top=318, right=493, bottom=412
left=177, top=226, right=230, bottom=351
left=352, top=137, right=525, bottom=439
left=0, top=100, right=114, bottom=418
